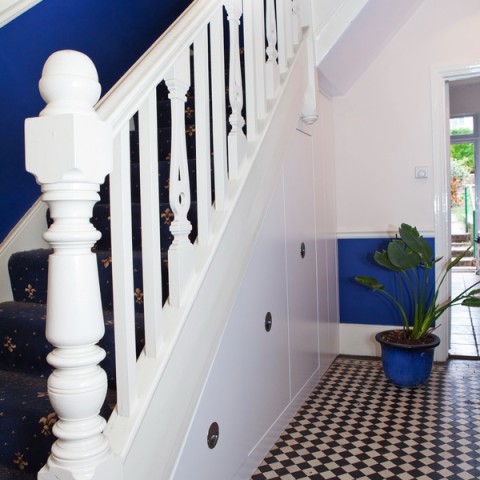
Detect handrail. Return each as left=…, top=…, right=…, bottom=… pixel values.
left=24, top=1, right=317, bottom=478
left=96, top=0, right=219, bottom=135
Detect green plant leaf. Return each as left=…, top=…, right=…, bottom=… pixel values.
left=373, top=250, right=401, bottom=271
left=399, top=223, right=433, bottom=266
left=446, top=248, right=471, bottom=271
left=355, top=276, right=384, bottom=291
left=462, top=297, right=480, bottom=307
left=387, top=239, right=421, bottom=270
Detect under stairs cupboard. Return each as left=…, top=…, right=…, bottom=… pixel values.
left=172, top=128, right=320, bottom=479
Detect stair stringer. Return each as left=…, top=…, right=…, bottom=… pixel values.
left=104, top=37, right=310, bottom=480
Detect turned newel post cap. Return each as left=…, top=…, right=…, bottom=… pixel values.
left=39, top=50, right=101, bottom=116
left=25, top=50, right=112, bottom=185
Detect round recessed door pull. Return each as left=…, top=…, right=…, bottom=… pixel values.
left=300, top=242, right=306, bottom=258
left=265, top=312, right=273, bottom=332
left=207, top=422, right=219, bottom=449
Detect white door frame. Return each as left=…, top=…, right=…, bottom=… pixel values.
left=431, top=63, right=480, bottom=361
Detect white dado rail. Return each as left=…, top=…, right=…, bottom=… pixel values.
left=24, top=0, right=317, bottom=478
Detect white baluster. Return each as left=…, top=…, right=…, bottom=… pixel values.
left=194, top=26, right=212, bottom=244
left=210, top=8, right=228, bottom=210
left=25, top=50, right=121, bottom=479
left=243, top=0, right=266, bottom=140
left=276, top=0, right=289, bottom=74
left=139, top=90, right=163, bottom=358
left=225, top=0, right=246, bottom=179
left=284, top=0, right=294, bottom=60
left=165, top=49, right=194, bottom=307
left=265, top=0, right=280, bottom=99
left=292, top=0, right=301, bottom=47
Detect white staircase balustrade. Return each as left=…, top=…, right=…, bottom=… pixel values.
left=24, top=50, right=121, bottom=480
left=24, top=1, right=319, bottom=478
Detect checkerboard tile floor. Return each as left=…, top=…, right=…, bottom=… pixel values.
left=252, top=357, right=480, bottom=480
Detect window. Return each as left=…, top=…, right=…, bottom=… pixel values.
left=450, top=115, right=477, bottom=137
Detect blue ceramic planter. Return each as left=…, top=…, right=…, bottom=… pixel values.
left=375, top=331, right=440, bottom=388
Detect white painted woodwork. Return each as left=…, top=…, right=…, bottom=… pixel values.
left=284, top=0, right=294, bottom=61
left=110, top=125, right=138, bottom=416
left=172, top=178, right=290, bottom=480
left=138, top=90, right=163, bottom=358
left=252, top=1, right=266, bottom=120
left=283, top=129, right=319, bottom=396
left=0, top=0, right=42, bottom=27
left=194, top=26, right=213, bottom=244
left=225, top=0, right=246, bottom=178
left=265, top=0, right=280, bottom=100
left=24, top=50, right=121, bottom=480
left=292, top=0, right=301, bottom=47
left=165, top=49, right=195, bottom=307
left=210, top=8, right=228, bottom=210
left=301, top=24, right=319, bottom=124
left=119, top=36, right=317, bottom=480
left=276, top=0, right=289, bottom=74
left=172, top=129, right=321, bottom=480
left=21, top=2, right=326, bottom=478
left=242, top=1, right=257, bottom=140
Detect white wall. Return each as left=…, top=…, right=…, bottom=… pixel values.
left=334, top=0, right=480, bottom=236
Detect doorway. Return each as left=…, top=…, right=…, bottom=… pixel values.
left=448, top=84, right=480, bottom=358
left=431, top=65, right=480, bottom=361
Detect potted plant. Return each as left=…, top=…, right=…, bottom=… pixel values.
left=355, top=223, right=480, bottom=387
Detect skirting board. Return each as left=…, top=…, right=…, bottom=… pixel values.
left=339, top=323, right=399, bottom=357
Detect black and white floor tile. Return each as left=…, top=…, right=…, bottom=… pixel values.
left=252, top=357, right=480, bottom=480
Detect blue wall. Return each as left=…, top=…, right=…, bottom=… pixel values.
left=0, top=0, right=193, bottom=241
left=338, top=237, right=435, bottom=326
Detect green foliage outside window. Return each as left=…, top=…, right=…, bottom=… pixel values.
left=450, top=128, right=474, bottom=173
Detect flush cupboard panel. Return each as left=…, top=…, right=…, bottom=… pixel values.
left=284, top=129, right=319, bottom=397
left=172, top=178, right=289, bottom=480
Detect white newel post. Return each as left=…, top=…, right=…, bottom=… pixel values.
left=25, top=50, right=121, bottom=480
left=165, top=49, right=195, bottom=307
left=225, top=0, right=246, bottom=179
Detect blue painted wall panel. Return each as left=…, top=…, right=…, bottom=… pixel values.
left=0, top=0, right=193, bottom=241
left=338, top=237, right=435, bottom=326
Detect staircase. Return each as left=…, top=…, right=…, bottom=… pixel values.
left=0, top=1, right=319, bottom=478
left=451, top=232, right=476, bottom=267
